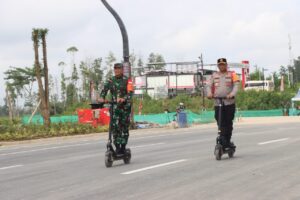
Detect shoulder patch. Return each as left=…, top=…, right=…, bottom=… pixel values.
left=231, top=72, right=239, bottom=82
left=127, top=78, right=134, bottom=92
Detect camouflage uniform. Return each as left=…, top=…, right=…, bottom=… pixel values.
left=100, top=75, right=133, bottom=149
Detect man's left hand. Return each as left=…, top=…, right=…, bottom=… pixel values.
left=117, top=98, right=125, bottom=103
left=226, top=94, right=234, bottom=99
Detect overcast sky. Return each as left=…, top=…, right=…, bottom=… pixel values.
left=1, top=0, right=300, bottom=105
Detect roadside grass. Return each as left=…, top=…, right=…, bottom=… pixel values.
left=0, top=122, right=108, bottom=141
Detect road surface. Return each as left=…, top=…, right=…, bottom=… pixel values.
left=0, top=121, right=299, bottom=200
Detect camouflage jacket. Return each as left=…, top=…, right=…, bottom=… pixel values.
left=100, top=75, right=133, bottom=104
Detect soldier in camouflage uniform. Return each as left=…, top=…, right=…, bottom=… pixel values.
left=99, top=63, right=133, bottom=154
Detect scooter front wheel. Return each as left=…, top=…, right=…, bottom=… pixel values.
left=105, top=151, right=113, bottom=168
left=214, top=144, right=223, bottom=160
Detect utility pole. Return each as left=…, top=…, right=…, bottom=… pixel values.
left=288, top=34, right=293, bottom=86
left=262, top=67, right=265, bottom=91
left=199, top=54, right=205, bottom=110
left=262, top=68, right=268, bottom=91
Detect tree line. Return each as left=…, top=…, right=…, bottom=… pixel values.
left=249, top=58, right=300, bottom=91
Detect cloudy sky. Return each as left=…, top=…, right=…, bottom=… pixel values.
left=0, top=0, right=299, bottom=105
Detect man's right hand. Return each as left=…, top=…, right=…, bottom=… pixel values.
left=98, top=98, right=105, bottom=103
left=207, top=94, right=213, bottom=99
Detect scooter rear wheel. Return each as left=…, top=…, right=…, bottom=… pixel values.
left=105, top=151, right=113, bottom=168
left=228, top=149, right=235, bottom=158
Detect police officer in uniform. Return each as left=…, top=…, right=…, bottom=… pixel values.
left=99, top=63, right=133, bottom=154
left=207, top=58, right=239, bottom=148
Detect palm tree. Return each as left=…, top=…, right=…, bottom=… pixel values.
left=58, top=61, right=67, bottom=108
left=67, top=47, right=79, bottom=103
left=32, top=28, right=50, bottom=127
left=67, top=46, right=78, bottom=53
left=58, top=61, right=66, bottom=67
left=67, top=46, right=78, bottom=65
left=5, top=83, right=14, bottom=122
left=39, top=29, right=50, bottom=122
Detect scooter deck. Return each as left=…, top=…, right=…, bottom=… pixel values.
left=112, top=153, right=126, bottom=160
left=223, top=147, right=235, bottom=153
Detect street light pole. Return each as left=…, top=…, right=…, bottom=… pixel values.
left=101, top=0, right=130, bottom=66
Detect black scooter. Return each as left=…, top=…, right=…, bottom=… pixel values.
left=100, top=101, right=131, bottom=168
left=214, top=98, right=236, bottom=160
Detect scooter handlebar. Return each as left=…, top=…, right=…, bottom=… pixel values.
left=98, top=100, right=130, bottom=106
left=212, top=96, right=235, bottom=100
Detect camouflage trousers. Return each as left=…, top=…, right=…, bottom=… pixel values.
left=110, top=104, right=131, bottom=146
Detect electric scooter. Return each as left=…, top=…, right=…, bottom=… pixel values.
left=214, top=98, right=236, bottom=160
left=100, top=101, right=131, bottom=168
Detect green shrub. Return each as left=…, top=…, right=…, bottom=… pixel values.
left=236, top=90, right=294, bottom=110
left=133, top=90, right=296, bottom=114
left=0, top=122, right=108, bottom=141
left=133, top=95, right=213, bottom=114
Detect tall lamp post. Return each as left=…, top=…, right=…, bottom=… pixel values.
left=101, top=0, right=130, bottom=74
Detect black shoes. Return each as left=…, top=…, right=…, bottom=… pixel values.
left=115, top=144, right=126, bottom=155
left=229, top=142, right=236, bottom=149
left=120, top=144, right=126, bottom=154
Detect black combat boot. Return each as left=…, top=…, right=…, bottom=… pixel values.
left=229, top=141, right=236, bottom=149
left=120, top=144, right=126, bottom=154
left=115, top=144, right=121, bottom=154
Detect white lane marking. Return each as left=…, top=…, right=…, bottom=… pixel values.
left=131, top=130, right=210, bottom=140
left=131, top=143, right=165, bottom=149
left=0, top=140, right=100, bottom=152
left=0, top=165, right=23, bottom=170
left=258, top=138, right=289, bottom=145
left=121, top=159, right=187, bottom=175
left=0, top=142, right=98, bottom=156
left=133, top=134, right=177, bottom=140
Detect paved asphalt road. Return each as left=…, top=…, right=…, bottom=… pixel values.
left=0, top=122, right=300, bottom=200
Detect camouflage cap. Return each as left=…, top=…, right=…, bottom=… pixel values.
left=114, top=63, right=123, bottom=69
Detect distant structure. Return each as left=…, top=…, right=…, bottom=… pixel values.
left=133, top=60, right=250, bottom=99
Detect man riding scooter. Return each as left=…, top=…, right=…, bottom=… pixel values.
left=207, top=58, right=240, bottom=149
left=99, top=63, right=133, bottom=155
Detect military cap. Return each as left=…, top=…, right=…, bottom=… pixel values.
left=217, top=58, right=227, bottom=65
left=114, top=63, right=123, bottom=69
